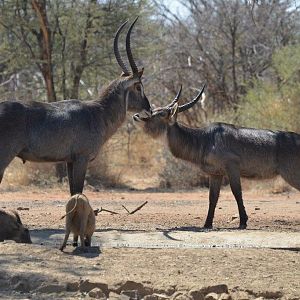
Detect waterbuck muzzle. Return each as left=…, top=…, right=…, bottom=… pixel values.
left=133, top=84, right=206, bottom=124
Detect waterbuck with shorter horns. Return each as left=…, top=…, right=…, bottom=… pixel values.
left=0, top=18, right=151, bottom=195
left=134, top=85, right=300, bottom=229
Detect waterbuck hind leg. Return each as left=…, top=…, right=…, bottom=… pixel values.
left=204, top=175, right=223, bottom=229
left=279, top=165, right=300, bottom=191
left=225, top=164, right=248, bottom=229
left=84, top=236, right=92, bottom=247
left=71, top=158, right=88, bottom=195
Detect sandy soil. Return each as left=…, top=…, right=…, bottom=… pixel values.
left=0, top=186, right=299, bottom=299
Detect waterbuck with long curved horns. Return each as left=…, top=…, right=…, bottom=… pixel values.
left=134, top=85, right=300, bottom=229
left=0, top=18, right=151, bottom=195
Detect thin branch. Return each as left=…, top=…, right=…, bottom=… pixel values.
left=122, top=205, right=131, bottom=214
left=97, top=207, right=119, bottom=215
left=122, top=201, right=148, bottom=215
left=130, top=201, right=148, bottom=214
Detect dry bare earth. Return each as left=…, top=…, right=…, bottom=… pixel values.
left=0, top=186, right=299, bottom=299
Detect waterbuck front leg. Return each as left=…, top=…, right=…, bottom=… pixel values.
left=67, top=162, right=74, bottom=195
left=225, top=163, right=248, bottom=229
left=73, top=235, right=78, bottom=247
left=67, top=158, right=88, bottom=195
left=204, top=175, right=223, bottom=229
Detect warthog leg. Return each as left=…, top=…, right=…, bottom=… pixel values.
left=60, top=227, right=71, bottom=251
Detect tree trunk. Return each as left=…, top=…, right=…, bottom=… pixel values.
left=32, top=0, right=66, bottom=181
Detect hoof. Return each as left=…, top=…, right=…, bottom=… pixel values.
left=239, top=224, right=247, bottom=230
left=203, top=224, right=213, bottom=229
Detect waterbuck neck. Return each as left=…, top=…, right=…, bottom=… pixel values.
left=167, top=122, right=207, bottom=164
left=91, top=80, right=128, bottom=144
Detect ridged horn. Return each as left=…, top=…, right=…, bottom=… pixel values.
left=178, top=84, right=206, bottom=113
left=126, top=16, right=139, bottom=74
left=114, top=20, right=130, bottom=75
left=168, top=85, right=182, bottom=108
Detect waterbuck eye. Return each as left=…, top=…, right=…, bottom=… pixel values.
left=159, top=110, right=168, bottom=117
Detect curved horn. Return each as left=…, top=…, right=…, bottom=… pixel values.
left=178, top=84, right=206, bottom=113
left=114, top=20, right=130, bottom=75
left=126, top=16, right=139, bottom=74
left=168, top=85, right=182, bottom=107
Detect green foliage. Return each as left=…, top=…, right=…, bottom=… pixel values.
left=0, top=0, right=158, bottom=102
left=237, top=44, right=300, bottom=132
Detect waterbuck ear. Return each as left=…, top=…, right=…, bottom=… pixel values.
left=170, top=103, right=178, bottom=118
left=138, top=67, right=144, bottom=78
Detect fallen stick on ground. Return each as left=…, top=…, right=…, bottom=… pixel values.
left=122, top=201, right=148, bottom=215
left=96, top=207, right=119, bottom=215
left=121, top=205, right=131, bottom=214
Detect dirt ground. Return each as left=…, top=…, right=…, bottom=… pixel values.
left=0, top=185, right=299, bottom=299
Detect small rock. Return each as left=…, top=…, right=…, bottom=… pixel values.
left=35, top=283, right=65, bottom=293
left=113, top=280, right=151, bottom=297
left=254, top=207, right=260, bottom=211
left=153, top=285, right=175, bottom=296
left=108, top=292, right=130, bottom=300
left=188, top=289, right=205, bottom=300
left=17, top=207, right=29, bottom=210
left=258, top=291, right=282, bottom=298
left=201, top=285, right=228, bottom=295
left=13, top=280, right=31, bottom=293
left=230, top=215, right=238, bottom=222
left=89, top=287, right=107, bottom=299
left=144, top=295, right=159, bottom=300
left=153, top=293, right=170, bottom=300
left=219, top=294, right=231, bottom=300
left=204, top=293, right=219, bottom=300
left=66, top=281, right=79, bottom=292
left=171, top=291, right=192, bottom=300
left=121, top=290, right=139, bottom=299
left=231, top=291, right=250, bottom=300
left=79, top=279, right=108, bottom=294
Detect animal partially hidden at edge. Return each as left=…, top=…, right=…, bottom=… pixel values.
left=0, top=209, right=32, bottom=243
left=134, top=85, right=300, bottom=229
left=0, top=17, right=151, bottom=195
left=60, top=194, right=97, bottom=251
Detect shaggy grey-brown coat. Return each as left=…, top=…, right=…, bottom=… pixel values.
left=134, top=85, right=300, bottom=229
left=0, top=19, right=151, bottom=195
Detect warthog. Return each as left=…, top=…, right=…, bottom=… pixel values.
left=60, top=194, right=97, bottom=251
left=0, top=209, right=32, bottom=243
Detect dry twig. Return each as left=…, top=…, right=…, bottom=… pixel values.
left=122, top=201, right=148, bottom=215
